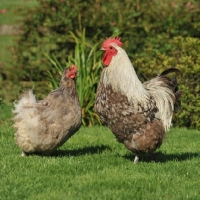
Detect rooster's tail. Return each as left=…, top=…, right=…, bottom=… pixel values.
left=144, top=68, right=182, bottom=131
left=159, top=68, right=182, bottom=111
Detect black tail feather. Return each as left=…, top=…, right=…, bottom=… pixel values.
left=159, top=68, right=181, bottom=77
left=160, top=68, right=182, bottom=112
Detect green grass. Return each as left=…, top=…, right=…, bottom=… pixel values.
left=0, top=35, right=18, bottom=65
left=0, top=0, right=38, bottom=102
left=0, top=0, right=38, bottom=63
left=0, top=104, right=200, bottom=199
left=0, top=0, right=38, bottom=25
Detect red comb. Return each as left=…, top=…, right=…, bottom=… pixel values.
left=66, top=64, right=78, bottom=78
left=70, top=64, right=78, bottom=71
left=102, top=37, right=123, bottom=48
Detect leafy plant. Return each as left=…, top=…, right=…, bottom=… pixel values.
left=47, top=29, right=102, bottom=126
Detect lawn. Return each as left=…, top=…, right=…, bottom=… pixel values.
left=0, top=0, right=38, bottom=61
left=0, top=35, right=17, bottom=65
left=0, top=0, right=38, bottom=25
left=0, top=104, right=200, bottom=199
left=0, top=0, right=38, bottom=102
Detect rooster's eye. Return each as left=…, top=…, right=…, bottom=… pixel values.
left=109, top=46, right=113, bottom=50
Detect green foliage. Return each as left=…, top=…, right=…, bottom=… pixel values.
left=0, top=103, right=13, bottom=123
left=0, top=1, right=39, bottom=25
left=46, top=29, right=102, bottom=126
left=3, top=0, right=200, bottom=128
left=1, top=122, right=200, bottom=199
left=134, top=36, right=200, bottom=130
left=10, top=0, right=200, bottom=81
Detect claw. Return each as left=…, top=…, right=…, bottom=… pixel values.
left=21, top=151, right=27, bottom=156
left=134, top=155, right=139, bottom=164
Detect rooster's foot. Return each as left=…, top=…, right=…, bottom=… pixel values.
left=21, top=151, right=27, bottom=156
left=134, top=155, right=139, bottom=164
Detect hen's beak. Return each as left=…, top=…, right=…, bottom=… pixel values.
left=100, top=47, right=105, bottom=50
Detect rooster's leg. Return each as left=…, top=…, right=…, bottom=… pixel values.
left=134, top=154, right=139, bottom=164
left=21, top=151, right=27, bottom=156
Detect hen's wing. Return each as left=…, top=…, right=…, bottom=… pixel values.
left=13, top=88, right=81, bottom=153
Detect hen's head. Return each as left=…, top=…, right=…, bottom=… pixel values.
left=101, top=37, right=123, bottom=66
left=66, top=64, right=78, bottom=79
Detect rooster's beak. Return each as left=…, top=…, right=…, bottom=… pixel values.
left=100, top=47, right=105, bottom=50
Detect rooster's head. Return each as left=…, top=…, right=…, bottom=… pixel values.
left=101, top=37, right=123, bottom=66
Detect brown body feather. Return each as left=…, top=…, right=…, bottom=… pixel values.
left=96, top=37, right=182, bottom=163
left=95, top=67, right=181, bottom=162
left=95, top=73, right=165, bottom=154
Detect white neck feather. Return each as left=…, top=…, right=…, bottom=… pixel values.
left=102, top=46, right=149, bottom=103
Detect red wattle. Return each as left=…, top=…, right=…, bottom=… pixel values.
left=102, top=53, right=111, bottom=66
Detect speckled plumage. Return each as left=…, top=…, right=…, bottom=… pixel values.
left=95, top=73, right=165, bottom=154
left=13, top=67, right=82, bottom=155
left=95, top=38, right=182, bottom=163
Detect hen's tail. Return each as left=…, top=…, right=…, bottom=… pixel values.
left=13, top=90, right=37, bottom=119
left=13, top=90, right=44, bottom=153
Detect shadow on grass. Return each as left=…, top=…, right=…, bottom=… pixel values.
left=50, top=145, right=112, bottom=157
left=123, top=151, right=200, bottom=163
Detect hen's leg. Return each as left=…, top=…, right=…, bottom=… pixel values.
left=134, top=154, right=139, bottom=164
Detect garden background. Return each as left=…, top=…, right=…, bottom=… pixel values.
left=0, top=0, right=200, bottom=128
left=0, top=0, right=200, bottom=199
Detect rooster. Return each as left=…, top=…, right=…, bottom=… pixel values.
left=13, top=65, right=82, bottom=156
left=94, top=37, right=182, bottom=163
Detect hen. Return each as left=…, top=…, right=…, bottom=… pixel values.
left=13, top=65, right=82, bottom=156
left=95, top=37, right=182, bottom=163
